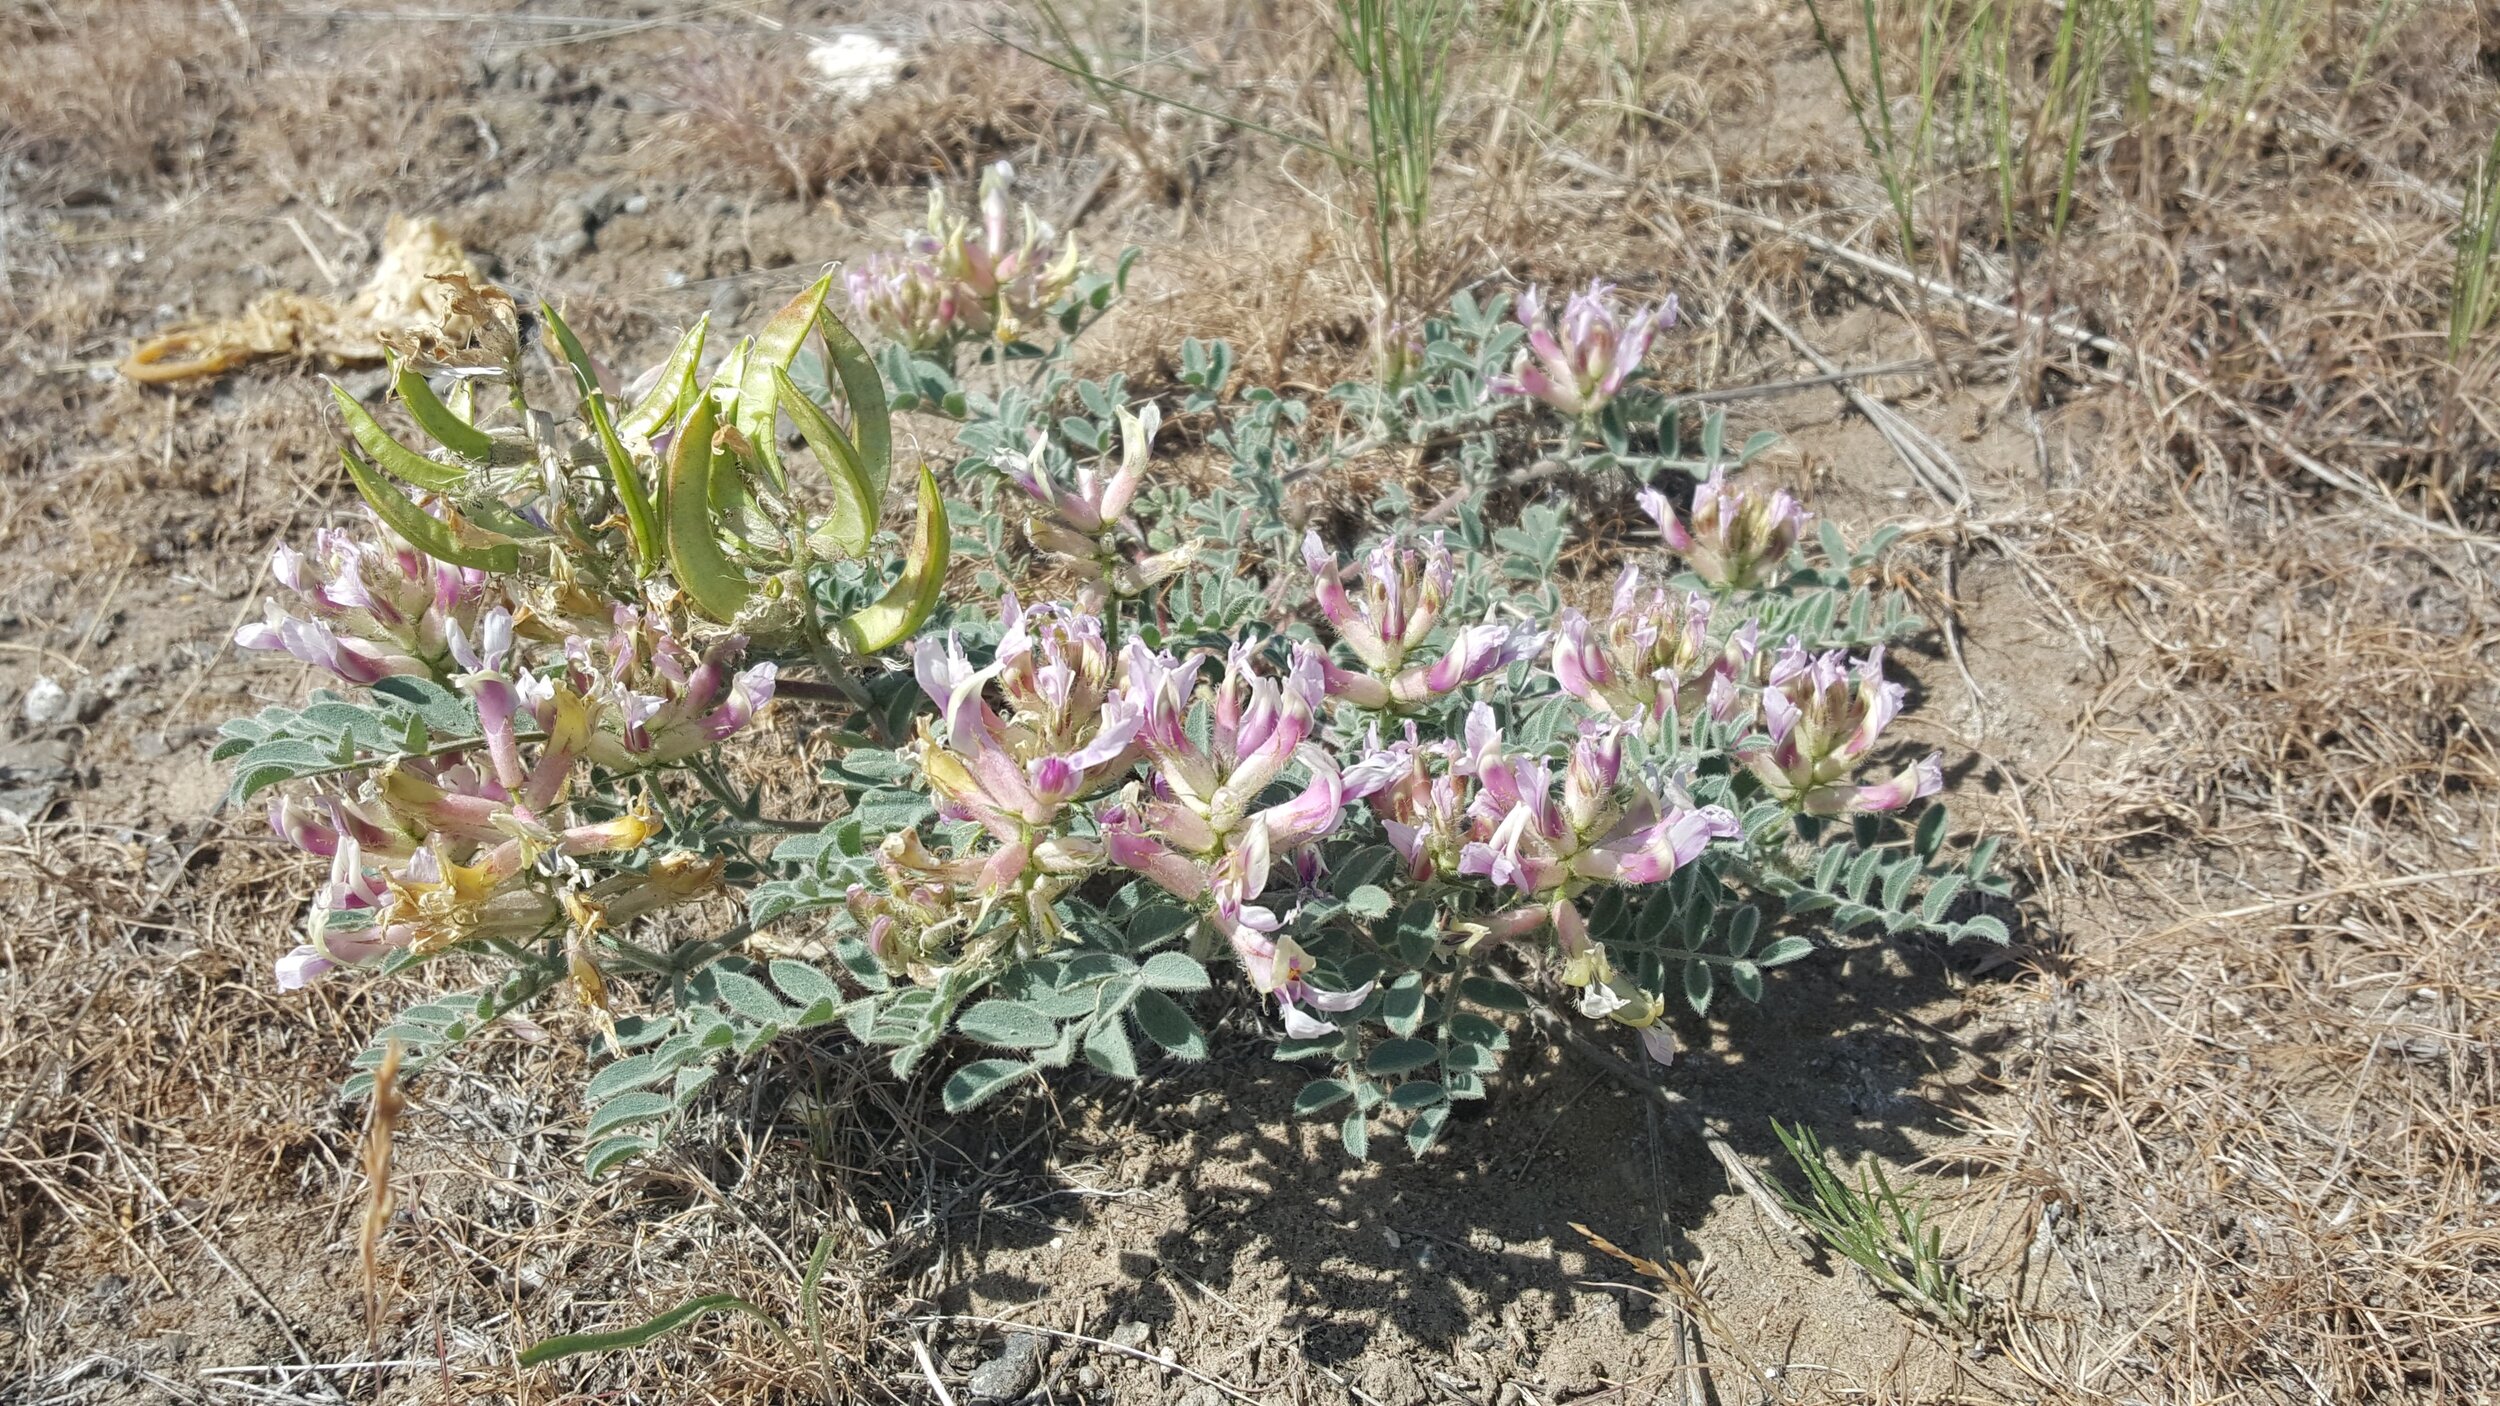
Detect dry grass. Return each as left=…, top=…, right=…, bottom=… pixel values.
left=648, top=29, right=1064, bottom=203
left=1961, top=442, right=2500, bottom=1400
left=0, top=3, right=248, bottom=207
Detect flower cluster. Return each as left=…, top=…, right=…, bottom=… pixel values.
left=1551, top=567, right=1758, bottom=728
left=1303, top=531, right=1543, bottom=711
left=1487, top=280, right=1672, bottom=419
left=1005, top=405, right=1197, bottom=600
left=263, top=604, right=772, bottom=991
left=846, top=162, right=1083, bottom=354
left=235, top=512, right=499, bottom=685
left=1640, top=468, right=1810, bottom=591
left=219, top=266, right=1993, bottom=1185
left=1358, top=705, right=1737, bottom=1059
left=1740, top=642, right=1942, bottom=816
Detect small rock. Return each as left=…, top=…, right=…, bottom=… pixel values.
left=1107, top=1320, right=1151, bottom=1351
left=99, top=664, right=146, bottom=698
left=1177, top=1387, right=1226, bottom=1406
left=621, top=193, right=650, bottom=217
left=1076, top=1364, right=1103, bottom=1390
left=538, top=197, right=595, bottom=263
left=22, top=677, right=70, bottom=726
left=966, top=1331, right=1045, bottom=1402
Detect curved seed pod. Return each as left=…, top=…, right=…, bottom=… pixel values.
left=580, top=365, right=661, bottom=575
left=331, top=382, right=462, bottom=492
left=621, top=314, right=708, bottom=444
left=390, top=364, right=497, bottom=463
left=705, top=339, right=753, bottom=520
left=773, top=365, right=876, bottom=558
left=539, top=301, right=608, bottom=400
left=663, top=396, right=752, bottom=621
left=337, top=447, right=518, bottom=573
left=812, top=305, right=890, bottom=523
left=738, top=273, right=835, bottom=496
left=837, top=463, right=950, bottom=653
left=538, top=302, right=660, bottom=570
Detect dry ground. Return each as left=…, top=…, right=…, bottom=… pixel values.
left=3, top=2, right=2497, bottom=1403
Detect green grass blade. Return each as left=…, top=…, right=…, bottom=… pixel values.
left=518, top=1293, right=789, bottom=1366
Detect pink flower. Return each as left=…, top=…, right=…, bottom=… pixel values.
left=1123, top=638, right=1328, bottom=847
left=1306, top=530, right=1544, bottom=710
left=234, top=514, right=497, bottom=684
left=847, top=253, right=969, bottom=352
left=1486, top=280, right=1672, bottom=418
left=1304, top=530, right=1455, bottom=674
left=1639, top=470, right=1810, bottom=591
left=1741, top=642, right=1941, bottom=815
left=1551, top=569, right=1759, bottom=730
left=1007, top=404, right=1158, bottom=538
left=908, top=600, right=1141, bottom=843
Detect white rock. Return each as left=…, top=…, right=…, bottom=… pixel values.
left=22, top=676, right=70, bottom=726
left=806, top=32, right=905, bottom=104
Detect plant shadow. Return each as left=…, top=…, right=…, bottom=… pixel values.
left=765, top=915, right=2024, bottom=1375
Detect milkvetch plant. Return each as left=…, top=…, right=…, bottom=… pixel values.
left=217, top=247, right=2006, bottom=1179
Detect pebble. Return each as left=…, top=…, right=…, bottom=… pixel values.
left=21, top=677, right=70, bottom=726
left=966, top=1331, right=1045, bottom=1402
left=1107, top=1319, right=1152, bottom=1351
left=1076, top=1364, right=1103, bottom=1390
